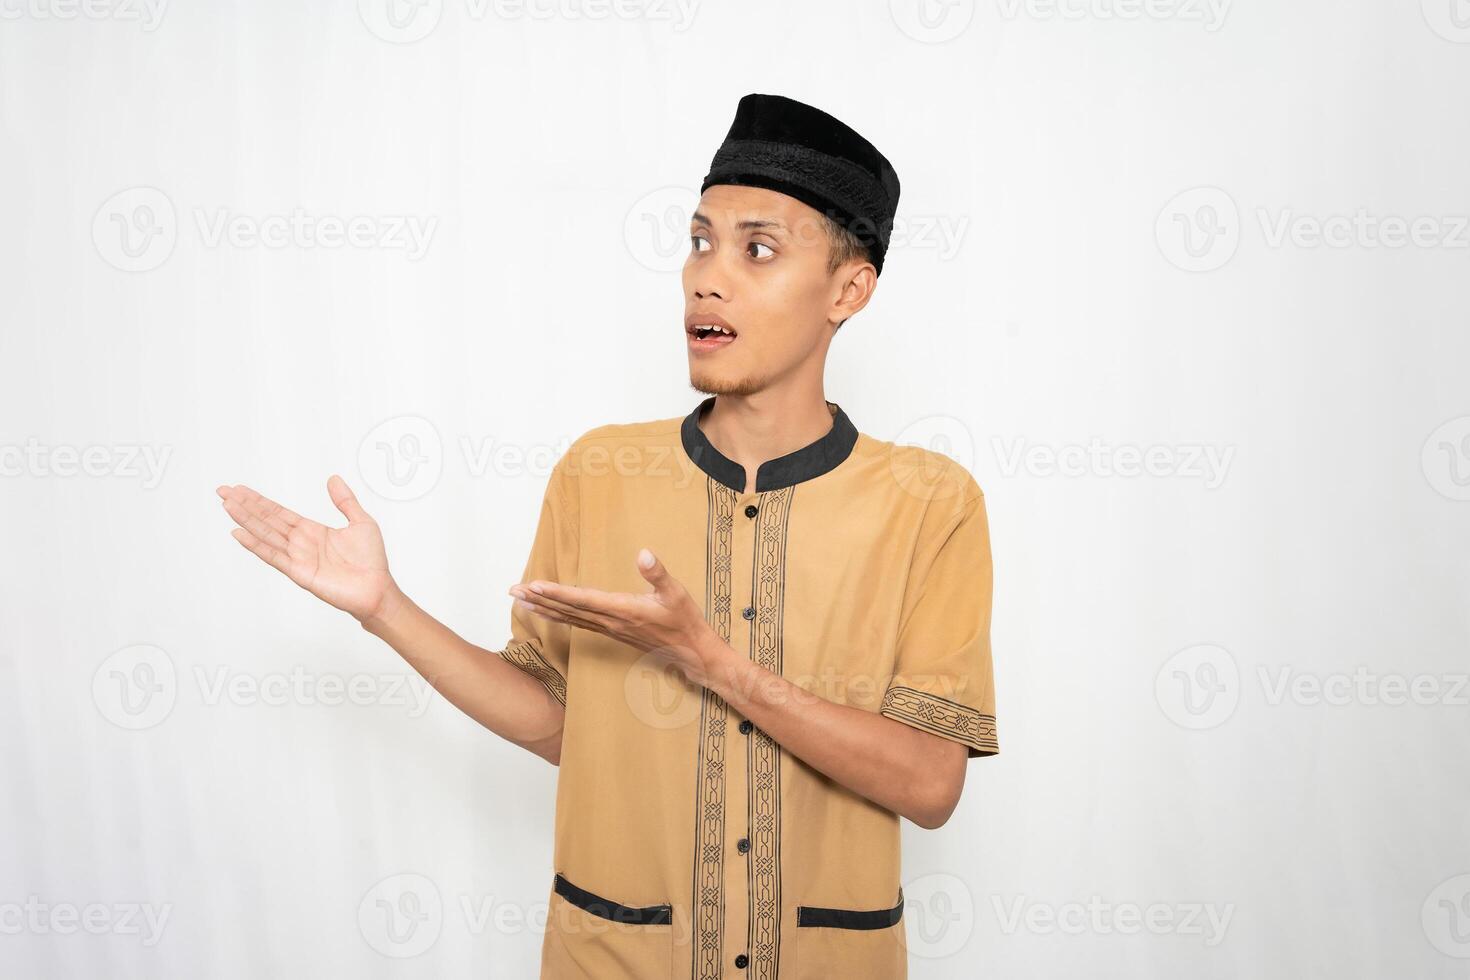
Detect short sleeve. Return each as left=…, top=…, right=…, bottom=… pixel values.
left=495, top=454, right=580, bottom=707
left=880, top=482, right=998, bottom=758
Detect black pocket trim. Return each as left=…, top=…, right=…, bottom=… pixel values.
left=796, top=889, right=904, bottom=930
left=553, top=872, right=672, bottom=926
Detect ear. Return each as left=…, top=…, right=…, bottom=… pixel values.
left=830, top=261, right=877, bottom=327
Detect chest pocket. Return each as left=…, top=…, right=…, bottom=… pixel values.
left=793, top=889, right=907, bottom=980
left=541, top=872, right=674, bottom=979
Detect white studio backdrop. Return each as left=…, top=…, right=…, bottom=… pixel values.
left=2, top=2, right=1467, bottom=978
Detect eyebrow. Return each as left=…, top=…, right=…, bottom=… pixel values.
left=690, top=210, right=788, bottom=233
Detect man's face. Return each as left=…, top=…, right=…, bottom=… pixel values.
left=682, top=184, right=858, bottom=396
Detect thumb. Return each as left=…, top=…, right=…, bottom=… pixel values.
left=328, top=474, right=372, bottom=524
left=636, top=548, right=671, bottom=593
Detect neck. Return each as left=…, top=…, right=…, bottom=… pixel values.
left=697, top=385, right=836, bottom=495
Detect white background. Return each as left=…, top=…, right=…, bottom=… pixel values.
left=2, top=1, right=1468, bottom=977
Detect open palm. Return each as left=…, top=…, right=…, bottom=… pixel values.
left=217, top=475, right=395, bottom=623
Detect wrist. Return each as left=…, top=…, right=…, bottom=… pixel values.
left=690, top=629, right=738, bottom=699
left=360, top=581, right=409, bottom=635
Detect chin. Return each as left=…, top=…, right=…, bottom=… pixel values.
left=689, top=370, right=763, bottom=397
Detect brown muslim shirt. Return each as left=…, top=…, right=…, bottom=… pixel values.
left=497, top=395, right=998, bottom=980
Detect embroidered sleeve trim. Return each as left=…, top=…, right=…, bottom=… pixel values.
left=880, top=686, right=997, bottom=756
left=498, top=640, right=567, bottom=706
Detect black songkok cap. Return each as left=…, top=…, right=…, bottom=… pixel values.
left=700, top=93, right=901, bottom=276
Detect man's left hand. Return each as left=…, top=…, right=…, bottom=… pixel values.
left=508, top=548, right=721, bottom=684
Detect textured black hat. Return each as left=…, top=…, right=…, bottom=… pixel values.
left=700, top=93, right=901, bottom=276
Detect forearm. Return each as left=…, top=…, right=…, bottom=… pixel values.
left=696, top=635, right=967, bottom=829
left=362, top=587, right=566, bottom=764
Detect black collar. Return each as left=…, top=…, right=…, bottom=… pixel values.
left=679, top=395, right=859, bottom=493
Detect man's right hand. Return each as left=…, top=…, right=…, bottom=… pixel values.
left=217, top=475, right=402, bottom=627
left=217, top=472, right=566, bottom=762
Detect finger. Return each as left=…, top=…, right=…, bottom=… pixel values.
left=221, top=496, right=291, bottom=552
left=515, top=587, right=619, bottom=630
left=231, top=484, right=304, bottom=537
left=221, top=484, right=304, bottom=529
left=635, top=548, right=675, bottom=596
left=515, top=596, right=604, bottom=634
left=327, top=474, right=373, bottom=524
left=218, top=485, right=303, bottom=548
left=230, top=526, right=291, bottom=575
left=525, top=581, right=634, bottom=619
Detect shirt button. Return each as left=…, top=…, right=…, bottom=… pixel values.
left=735, top=953, right=749, bottom=968
left=737, top=837, right=750, bottom=853
left=742, top=606, right=755, bottom=620
left=739, top=719, right=753, bottom=735
left=744, top=504, right=758, bottom=518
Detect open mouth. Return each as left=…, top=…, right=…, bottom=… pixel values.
left=686, top=322, right=738, bottom=350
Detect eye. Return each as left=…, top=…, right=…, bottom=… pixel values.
left=747, top=241, right=773, bottom=259
left=690, top=234, right=710, bottom=253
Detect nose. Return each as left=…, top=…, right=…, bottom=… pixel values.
left=689, top=257, right=729, bottom=303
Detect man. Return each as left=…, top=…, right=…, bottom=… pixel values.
left=218, top=93, right=998, bottom=979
